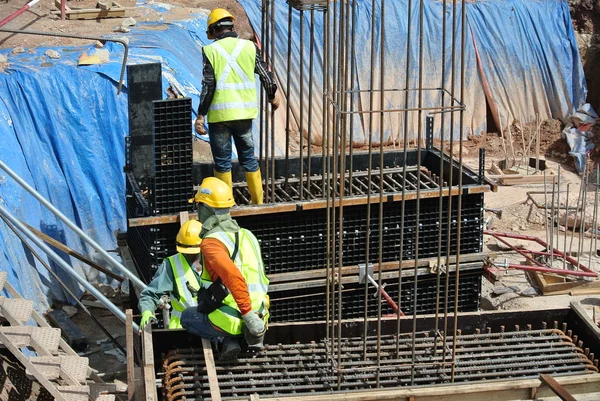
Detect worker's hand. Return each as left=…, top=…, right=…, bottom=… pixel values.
left=242, top=311, right=266, bottom=337
left=269, top=94, right=280, bottom=111
left=194, top=115, right=207, bottom=135
left=140, top=310, right=157, bottom=329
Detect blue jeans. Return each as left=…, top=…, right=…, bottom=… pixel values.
left=208, top=120, right=259, bottom=173
left=180, top=307, right=237, bottom=339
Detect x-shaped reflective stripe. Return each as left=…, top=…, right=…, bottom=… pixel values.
left=211, top=40, right=255, bottom=91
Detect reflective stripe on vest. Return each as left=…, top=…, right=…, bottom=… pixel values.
left=201, top=229, right=269, bottom=335
left=204, top=37, right=258, bottom=123
left=169, top=254, right=200, bottom=329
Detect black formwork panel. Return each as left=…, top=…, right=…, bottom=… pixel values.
left=126, top=223, right=179, bottom=283
left=151, top=98, right=194, bottom=215
left=238, top=194, right=483, bottom=275
left=269, top=267, right=482, bottom=323
left=126, top=193, right=482, bottom=280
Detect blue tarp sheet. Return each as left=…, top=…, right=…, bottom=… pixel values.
left=239, top=0, right=585, bottom=143
left=0, top=0, right=588, bottom=311
left=0, top=18, right=211, bottom=310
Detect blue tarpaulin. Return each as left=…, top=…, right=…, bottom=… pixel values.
left=239, top=0, right=585, bottom=143
left=0, top=18, right=211, bottom=310
left=0, top=0, right=588, bottom=311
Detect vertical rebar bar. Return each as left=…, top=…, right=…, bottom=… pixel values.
left=410, top=0, right=425, bottom=385
left=284, top=4, right=293, bottom=189
left=376, top=0, right=386, bottom=388
left=591, top=166, right=599, bottom=267
left=348, top=0, right=357, bottom=195
left=434, top=0, right=448, bottom=358
left=569, top=164, right=587, bottom=264
left=564, top=183, right=570, bottom=270
left=396, top=0, right=413, bottom=360
left=269, top=0, right=275, bottom=202
left=336, top=0, right=347, bottom=389
left=543, top=170, right=549, bottom=248
left=556, top=167, right=561, bottom=262
left=323, top=5, right=331, bottom=343
left=450, top=0, right=467, bottom=382
left=442, top=0, right=458, bottom=366
left=299, top=10, right=305, bottom=201
left=259, top=0, right=266, bottom=169
left=263, top=0, right=270, bottom=203
left=577, top=167, right=590, bottom=269
left=365, top=0, right=378, bottom=361
left=550, top=170, right=557, bottom=266
left=307, top=9, right=315, bottom=190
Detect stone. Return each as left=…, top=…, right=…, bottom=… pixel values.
left=95, top=49, right=110, bottom=63
left=62, top=305, right=78, bottom=317
left=45, top=49, right=61, bottom=59
left=11, top=46, right=25, bottom=55
left=492, top=286, right=516, bottom=296
left=94, top=41, right=104, bottom=48
left=113, top=26, right=130, bottom=33
left=520, top=287, right=538, bottom=297
left=0, top=54, right=7, bottom=64
left=121, top=17, right=136, bottom=27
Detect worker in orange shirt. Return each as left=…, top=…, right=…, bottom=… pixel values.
left=181, top=177, right=269, bottom=360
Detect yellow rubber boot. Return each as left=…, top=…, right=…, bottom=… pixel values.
left=213, top=170, right=232, bottom=190
left=245, top=169, right=264, bottom=205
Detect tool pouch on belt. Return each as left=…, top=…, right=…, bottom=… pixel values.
left=197, top=278, right=229, bottom=314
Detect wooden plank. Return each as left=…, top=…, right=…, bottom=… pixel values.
left=539, top=374, right=577, bottom=401
left=126, top=310, right=135, bottom=401
left=141, top=324, right=158, bottom=401
left=268, top=253, right=488, bottom=285
left=49, top=7, right=126, bottom=19
left=201, top=337, right=222, bottom=401
left=532, top=271, right=600, bottom=295
left=127, top=185, right=489, bottom=227
left=24, top=223, right=125, bottom=282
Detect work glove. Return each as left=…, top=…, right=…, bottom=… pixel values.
left=140, top=310, right=157, bottom=329
left=194, top=115, right=207, bottom=135
left=242, top=311, right=266, bottom=337
left=269, top=94, right=280, bottom=111
left=243, top=324, right=265, bottom=350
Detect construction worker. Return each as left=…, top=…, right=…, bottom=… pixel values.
left=182, top=177, right=269, bottom=360
left=194, top=8, right=279, bottom=205
left=138, top=220, right=203, bottom=330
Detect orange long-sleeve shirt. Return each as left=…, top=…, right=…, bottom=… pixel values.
left=200, top=237, right=252, bottom=316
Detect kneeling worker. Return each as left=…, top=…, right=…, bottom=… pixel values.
left=182, top=177, right=269, bottom=360
left=138, top=220, right=203, bottom=329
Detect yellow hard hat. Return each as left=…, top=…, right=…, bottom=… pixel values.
left=207, top=8, right=235, bottom=39
left=191, top=177, right=235, bottom=209
left=176, top=220, right=203, bottom=254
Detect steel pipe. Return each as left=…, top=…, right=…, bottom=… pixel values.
left=0, top=160, right=146, bottom=289
left=0, top=203, right=140, bottom=332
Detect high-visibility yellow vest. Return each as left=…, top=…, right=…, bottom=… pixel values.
left=168, top=253, right=200, bottom=329
left=203, top=37, right=258, bottom=123
left=200, top=229, right=269, bottom=335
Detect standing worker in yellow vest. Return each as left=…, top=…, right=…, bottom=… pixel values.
left=194, top=8, right=279, bottom=205
left=182, top=177, right=270, bottom=360
left=138, top=220, right=203, bottom=330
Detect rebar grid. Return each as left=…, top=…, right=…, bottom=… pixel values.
left=232, top=167, right=445, bottom=204
left=161, top=325, right=598, bottom=400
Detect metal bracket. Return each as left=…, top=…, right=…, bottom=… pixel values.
left=158, top=295, right=171, bottom=328
left=425, top=116, right=434, bottom=150
left=358, top=263, right=374, bottom=285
